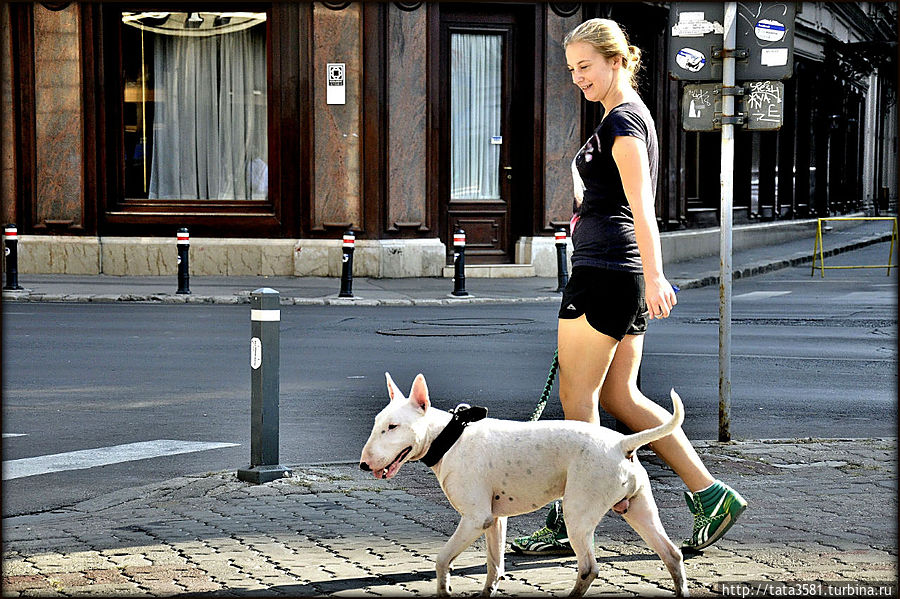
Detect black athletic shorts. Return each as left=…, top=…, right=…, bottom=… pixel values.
left=558, top=266, right=649, bottom=341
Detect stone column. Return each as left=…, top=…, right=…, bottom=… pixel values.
left=312, top=2, right=363, bottom=233
left=1, top=4, right=15, bottom=226
left=386, top=3, right=428, bottom=234
left=543, top=8, right=582, bottom=231
left=33, top=3, right=84, bottom=232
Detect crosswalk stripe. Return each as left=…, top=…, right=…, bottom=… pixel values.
left=2, top=434, right=28, bottom=438
left=733, top=291, right=791, bottom=300
left=2, top=440, right=239, bottom=480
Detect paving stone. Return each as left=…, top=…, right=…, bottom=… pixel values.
left=2, top=439, right=894, bottom=596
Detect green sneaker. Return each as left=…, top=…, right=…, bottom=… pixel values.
left=510, top=500, right=574, bottom=555
left=682, top=481, right=747, bottom=551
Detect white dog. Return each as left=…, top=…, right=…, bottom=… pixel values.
left=359, top=373, right=689, bottom=597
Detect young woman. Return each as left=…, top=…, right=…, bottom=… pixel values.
left=511, top=18, right=747, bottom=555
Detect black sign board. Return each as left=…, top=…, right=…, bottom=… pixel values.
left=682, top=81, right=785, bottom=131
left=669, top=2, right=795, bottom=81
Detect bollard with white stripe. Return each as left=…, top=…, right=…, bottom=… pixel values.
left=237, top=288, right=292, bottom=484
left=339, top=231, right=355, bottom=298
left=554, top=228, right=569, bottom=293
left=176, top=228, right=191, bottom=295
left=3, top=224, right=23, bottom=291
left=451, top=228, right=469, bottom=297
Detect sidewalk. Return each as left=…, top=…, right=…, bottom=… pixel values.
left=2, top=224, right=894, bottom=304
left=2, top=439, right=896, bottom=596
left=3, top=224, right=898, bottom=597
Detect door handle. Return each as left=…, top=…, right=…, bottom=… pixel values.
left=502, top=165, right=512, bottom=180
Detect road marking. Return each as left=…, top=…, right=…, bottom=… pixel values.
left=2, top=434, right=28, bottom=438
left=840, top=291, right=895, bottom=304
left=644, top=351, right=895, bottom=363
left=2, top=440, right=239, bottom=480
left=733, top=291, right=791, bottom=300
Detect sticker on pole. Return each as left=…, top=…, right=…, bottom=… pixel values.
left=250, top=337, right=262, bottom=369
left=671, top=12, right=723, bottom=37
left=676, top=48, right=706, bottom=73
left=754, top=19, right=785, bottom=42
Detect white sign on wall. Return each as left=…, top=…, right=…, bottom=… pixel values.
left=326, top=63, right=346, bottom=105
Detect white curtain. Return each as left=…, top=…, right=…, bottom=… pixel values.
left=450, top=33, right=501, bottom=200
left=149, top=24, right=267, bottom=200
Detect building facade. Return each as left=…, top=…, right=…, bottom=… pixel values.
left=1, top=2, right=896, bottom=276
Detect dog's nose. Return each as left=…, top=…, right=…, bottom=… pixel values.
left=359, top=461, right=371, bottom=472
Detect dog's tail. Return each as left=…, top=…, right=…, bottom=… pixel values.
left=619, top=389, right=684, bottom=457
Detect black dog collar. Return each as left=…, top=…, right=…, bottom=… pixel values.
left=421, top=403, right=488, bottom=467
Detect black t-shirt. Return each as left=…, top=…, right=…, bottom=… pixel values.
left=571, top=100, right=659, bottom=273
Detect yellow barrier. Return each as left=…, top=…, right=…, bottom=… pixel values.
left=811, top=217, right=898, bottom=277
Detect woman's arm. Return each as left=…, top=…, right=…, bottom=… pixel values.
left=611, top=135, right=677, bottom=319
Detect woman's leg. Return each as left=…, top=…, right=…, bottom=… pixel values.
left=510, top=314, right=619, bottom=555
left=597, top=333, right=715, bottom=493
left=557, top=315, right=620, bottom=424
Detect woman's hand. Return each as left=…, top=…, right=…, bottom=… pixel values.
left=645, top=275, right=677, bottom=319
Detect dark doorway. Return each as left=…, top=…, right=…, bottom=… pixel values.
left=435, top=4, right=536, bottom=264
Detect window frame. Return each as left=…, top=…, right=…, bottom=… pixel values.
left=88, top=2, right=306, bottom=238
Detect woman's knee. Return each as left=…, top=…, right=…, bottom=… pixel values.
left=559, top=378, right=601, bottom=424
left=597, top=381, right=640, bottom=417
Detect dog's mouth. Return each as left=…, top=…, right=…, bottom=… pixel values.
left=374, top=446, right=412, bottom=480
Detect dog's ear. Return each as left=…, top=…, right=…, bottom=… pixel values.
left=409, top=373, right=430, bottom=413
left=385, top=372, right=405, bottom=403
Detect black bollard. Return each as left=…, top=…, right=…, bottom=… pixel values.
left=339, top=231, right=355, bottom=298
left=238, top=288, right=292, bottom=484
left=3, top=224, right=23, bottom=291
left=451, top=229, right=469, bottom=297
left=554, top=228, right=569, bottom=293
left=176, top=228, right=191, bottom=295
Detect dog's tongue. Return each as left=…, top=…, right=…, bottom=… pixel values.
left=385, top=460, right=402, bottom=479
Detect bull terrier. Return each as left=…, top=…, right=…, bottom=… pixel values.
left=359, top=373, right=689, bottom=597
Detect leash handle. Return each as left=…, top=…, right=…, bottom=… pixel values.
left=530, top=349, right=559, bottom=422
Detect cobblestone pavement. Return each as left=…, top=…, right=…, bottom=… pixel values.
left=2, top=438, right=896, bottom=597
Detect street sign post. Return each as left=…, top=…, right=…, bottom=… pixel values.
left=671, top=2, right=794, bottom=441
left=718, top=3, right=737, bottom=443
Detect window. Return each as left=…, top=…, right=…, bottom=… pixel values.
left=449, top=32, right=501, bottom=200
left=120, top=11, right=268, bottom=201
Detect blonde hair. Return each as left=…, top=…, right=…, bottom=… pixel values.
left=563, top=18, right=642, bottom=89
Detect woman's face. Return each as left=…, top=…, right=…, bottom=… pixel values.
left=565, top=41, right=620, bottom=103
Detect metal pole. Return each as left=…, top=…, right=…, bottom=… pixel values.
left=339, top=231, right=355, bottom=298
left=238, top=288, right=291, bottom=484
left=451, top=229, right=469, bottom=297
left=718, top=2, right=737, bottom=442
left=554, top=228, right=569, bottom=293
left=3, top=224, right=23, bottom=291
left=176, top=228, right=191, bottom=295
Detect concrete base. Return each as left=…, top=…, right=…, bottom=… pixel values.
left=294, top=238, right=445, bottom=278
left=441, top=263, right=536, bottom=278
left=516, top=236, right=572, bottom=277
left=237, top=465, right=292, bottom=484
left=15, top=236, right=447, bottom=278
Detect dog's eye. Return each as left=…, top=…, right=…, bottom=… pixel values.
left=388, top=424, right=398, bottom=430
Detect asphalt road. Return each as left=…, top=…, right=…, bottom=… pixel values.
left=2, top=242, right=896, bottom=517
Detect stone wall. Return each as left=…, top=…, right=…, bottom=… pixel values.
left=16, top=236, right=446, bottom=277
